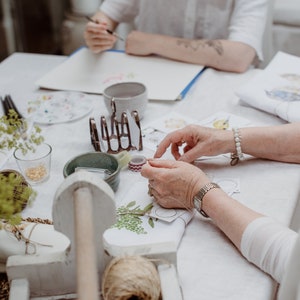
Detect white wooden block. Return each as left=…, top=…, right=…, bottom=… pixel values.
left=7, top=172, right=116, bottom=298
left=9, top=278, right=30, bottom=300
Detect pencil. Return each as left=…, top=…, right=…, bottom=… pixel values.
left=86, top=16, right=125, bottom=41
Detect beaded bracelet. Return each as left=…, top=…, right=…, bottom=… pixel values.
left=230, top=128, right=244, bottom=166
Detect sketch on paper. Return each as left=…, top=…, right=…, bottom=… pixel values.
left=102, top=72, right=136, bottom=85
left=265, top=73, right=300, bottom=102
left=198, top=111, right=251, bottom=130
left=164, top=117, right=188, bottom=130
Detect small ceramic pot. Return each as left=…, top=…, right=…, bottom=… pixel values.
left=63, top=152, right=126, bottom=192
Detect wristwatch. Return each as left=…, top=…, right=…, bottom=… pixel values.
left=193, top=182, right=220, bottom=217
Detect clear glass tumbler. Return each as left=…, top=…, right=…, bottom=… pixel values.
left=14, top=143, right=52, bottom=185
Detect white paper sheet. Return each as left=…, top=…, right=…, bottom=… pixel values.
left=36, top=48, right=204, bottom=101
left=142, top=111, right=198, bottom=151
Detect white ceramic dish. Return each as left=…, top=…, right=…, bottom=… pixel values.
left=28, top=91, right=93, bottom=125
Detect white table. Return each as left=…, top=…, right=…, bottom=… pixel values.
left=1, top=52, right=300, bottom=300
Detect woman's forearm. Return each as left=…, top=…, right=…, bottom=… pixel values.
left=204, top=190, right=297, bottom=283
left=146, top=35, right=256, bottom=73
left=201, top=188, right=263, bottom=249
left=239, top=123, right=300, bottom=163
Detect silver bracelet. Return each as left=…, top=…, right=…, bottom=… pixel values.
left=230, top=128, right=244, bottom=166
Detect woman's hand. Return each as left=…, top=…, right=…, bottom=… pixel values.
left=154, top=125, right=234, bottom=162
left=84, top=14, right=117, bottom=53
left=141, top=159, right=210, bottom=210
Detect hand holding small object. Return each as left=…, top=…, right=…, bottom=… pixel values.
left=85, top=16, right=124, bottom=41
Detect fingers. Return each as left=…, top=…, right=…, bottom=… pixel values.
left=154, top=135, right=176, bottom=158
left=141, top=159, right=181, bottom=182
left=147, top=178, right=189, bottom=210
left=142, top=159, right=199, bottom=210
left=178, top=146, right=203, bottom=162
left=148, top=183, right=154, bottom=197
left=154, top=139, right=181, bottom=159
left=148, top=159, right=179, bottom=169
left=147, top=181, right=161, bottom=206
left=141, top=160, right=162, bottom=180
left=156, top=137, right=194, bottom=162
left=84, top=23, right=116, bottom=52
left=154, top=127, right=193, bottom=160
left=141, top=160, right=160, bottom=180
left=147, top=180, right=169, bottom=208
left=170, top=142, right=183, bottom=160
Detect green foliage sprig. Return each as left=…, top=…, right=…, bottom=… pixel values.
left=113, top=201, right=155, bottom=234
left=0, top=110, right=44, bottom=154
left=0, top=110, right=43, bottom=227
left=0, top=172, right=36, bottom=229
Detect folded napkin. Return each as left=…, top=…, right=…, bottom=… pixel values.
left=236, top=52, right=300, bottom=122
left=103, top=181, right=194, bottom=257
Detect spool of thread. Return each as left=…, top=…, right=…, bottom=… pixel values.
left=128, top=155, right=147, bottom=172
left=101, top=255, right=161, bottom=300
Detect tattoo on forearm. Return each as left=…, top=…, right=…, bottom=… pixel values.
left=177, top=39, right=224, bottom=56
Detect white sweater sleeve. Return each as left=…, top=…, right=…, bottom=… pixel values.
left=240, top=216, right=298, bottom=283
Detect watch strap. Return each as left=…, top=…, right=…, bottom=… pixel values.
left=193, top=182, right=220, bottom=217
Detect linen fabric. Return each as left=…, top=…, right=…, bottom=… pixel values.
left=235, top=51, right=300, bottom=123
left=100, top=0, right=267, bottom=61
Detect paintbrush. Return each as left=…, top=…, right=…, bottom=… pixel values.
left=86, top=16, right=125, bottom=41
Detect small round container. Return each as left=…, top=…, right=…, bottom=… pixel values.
left=14, top=143, right=52, bottom=185
left=63, top=152, right=121, bottom=192
left=128, top=155, right=147, bottom=172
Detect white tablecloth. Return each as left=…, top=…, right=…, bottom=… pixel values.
left=1, top=52, right=300, bottom=300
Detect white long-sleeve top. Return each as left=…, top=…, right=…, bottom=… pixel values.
left=241, top=216, right=298, bottom=283
left=100, top=0, right=267, bottom=60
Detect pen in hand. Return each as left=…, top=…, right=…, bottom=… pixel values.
left=86, top=16, right=125, bottom=41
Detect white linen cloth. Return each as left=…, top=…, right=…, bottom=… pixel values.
left=103, top=180, right=194, bottom=258
left=236, top=51, right=300, bottom=122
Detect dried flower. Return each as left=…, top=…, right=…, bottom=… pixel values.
left=0, top=171, right=36, bottom=229
left=0, top=110, right=43, bottom=226
left=0, top=110, right=44, bottom=155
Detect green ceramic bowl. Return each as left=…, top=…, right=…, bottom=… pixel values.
left=63, top=152, right=120, bottom=192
